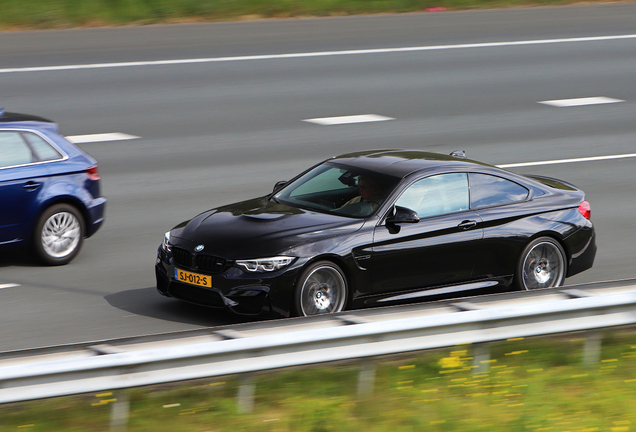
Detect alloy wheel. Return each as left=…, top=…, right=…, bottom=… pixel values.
left=299, top=264, right=347, bottom=316
left=521, top=240, right=565, bottom=290
left=41, top=211, right=82, bottom=259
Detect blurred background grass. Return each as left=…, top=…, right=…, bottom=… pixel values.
left=0, top=0, right=622, bottom=30
left=2, top=330, right=636, bottom=431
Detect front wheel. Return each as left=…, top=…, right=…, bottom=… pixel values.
left=33, top=204, right=85, bottom=266
left=294, top=261, right=348, bottom=316
left=515, top=237, right=566, bottom=290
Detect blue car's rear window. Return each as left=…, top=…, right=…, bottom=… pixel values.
left=24, top=132, right=63, bottom=162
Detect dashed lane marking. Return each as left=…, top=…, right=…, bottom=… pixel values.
left=0, top=284, right=20, bottom=290
left=303, top=114, right=394, bottom=125
left=66, top=133, right=140, bottom=144
left=538, top=97, right=625, bottom=107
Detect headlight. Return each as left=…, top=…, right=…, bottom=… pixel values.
left=162, top=231, right=172, bottom=253
left=236, top=256, right=295, bottom=273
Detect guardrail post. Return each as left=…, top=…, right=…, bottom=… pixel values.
left=110, top=390, right=130, bottom=432
left=583, top=330, right=603, bottom=366
left=472, top=343, right=491, bottom=375
left=357, top=359, right=376, bottom=397
left=237, top=374, right=256, bottom=414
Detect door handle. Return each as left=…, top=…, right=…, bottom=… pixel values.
left=458, top=220, right=477, bottom=230
left=23, top=181, right=42, bottom=191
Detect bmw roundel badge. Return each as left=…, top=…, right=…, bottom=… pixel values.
left=194, top=245, right=205, bottom=252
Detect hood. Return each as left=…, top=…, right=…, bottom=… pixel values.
left=172, top=197, right=364, bottom=258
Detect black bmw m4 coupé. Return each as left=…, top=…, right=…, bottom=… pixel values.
left=155, top=150, right=596, bottom=318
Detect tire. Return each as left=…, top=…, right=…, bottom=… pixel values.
left=33, top=204, right=85, bottom=266
left=515, top=236, right=566, bottom=290
left=294, top=261, right=348, bottom=316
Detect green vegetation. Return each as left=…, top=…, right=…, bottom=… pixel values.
left=0, top=0, right=624, bottom=30
left=2, top=330, right=636, bottom=431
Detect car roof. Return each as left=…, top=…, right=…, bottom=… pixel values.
left=329, top=149, right=495, bottom=178
left=0, top=110, right=61, bottom=137
left=0, top=110, right=54, bottom=124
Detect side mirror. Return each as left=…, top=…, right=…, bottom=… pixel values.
left=273, top=181, right=287, bottom=193
left=386, top=206, right=420, bottom=224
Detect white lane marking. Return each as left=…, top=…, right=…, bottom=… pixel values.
left=303, top=114, right=394, bottom=125
left=498, top=153, right=636, bottom=168
left=539, top=97, right=625, bottom=107
left=0, top=284, right=20, bottom=290
left=1, top=34, right=636, bottom=74
left=66, top=133, right=140, bottom=144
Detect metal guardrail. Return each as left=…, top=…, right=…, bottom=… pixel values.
left=2, top=279, right=636, bottom=406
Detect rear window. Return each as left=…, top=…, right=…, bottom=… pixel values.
left=469, top=173, right=529, bottom=209
left=23, top=132, right=63, bottom=162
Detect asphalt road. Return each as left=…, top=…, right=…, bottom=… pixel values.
left=1, top=4, right=635, bottom=352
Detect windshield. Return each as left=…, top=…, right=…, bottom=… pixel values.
left=273, top=163, right=400, bottom=218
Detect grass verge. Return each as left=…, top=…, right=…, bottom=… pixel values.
left=0, top=0, right=627, bottom=30
left=1, top=329, right=636, bottom=431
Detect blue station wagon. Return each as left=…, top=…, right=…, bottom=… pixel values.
left=0, top=110, right=106, bottom=265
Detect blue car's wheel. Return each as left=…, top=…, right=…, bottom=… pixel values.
left=33, top=204, right=85, bottom=266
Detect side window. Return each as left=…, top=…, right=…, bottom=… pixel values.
left=0, top=132, right=34, bottom=168
left=395, top=173, right=469, bottom=218
left=24, top=132, right=63, bottom=162
left=469, top=173, right=529, bottom=209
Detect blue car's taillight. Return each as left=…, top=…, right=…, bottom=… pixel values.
left=86, top=165, right=101, bottom=181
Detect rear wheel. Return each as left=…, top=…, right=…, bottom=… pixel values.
left=33, top=204, right=85, bottom=266
left=294, top=261, right=348, bottom=316
left=515, top=237, right=566, bottom=290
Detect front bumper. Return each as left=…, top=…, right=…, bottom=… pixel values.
left=155, top=246, right=300, bottom=317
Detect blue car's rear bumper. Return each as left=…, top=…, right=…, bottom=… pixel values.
left=86, top=197, right=107, bottom=238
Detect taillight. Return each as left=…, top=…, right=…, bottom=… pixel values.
left=87, top=165, right=101, bottom=181
left=578, top=201, right=591, bottom=220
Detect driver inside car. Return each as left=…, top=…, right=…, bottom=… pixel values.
left=341, top=175, right=385, bottom=211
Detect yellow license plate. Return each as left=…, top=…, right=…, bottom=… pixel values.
left=175, top=268, right=212, bottom=288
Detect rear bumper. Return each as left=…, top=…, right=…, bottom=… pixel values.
left=86, top=197, right=107, bottom=238
left=566, top=226, right=597, bottom=278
